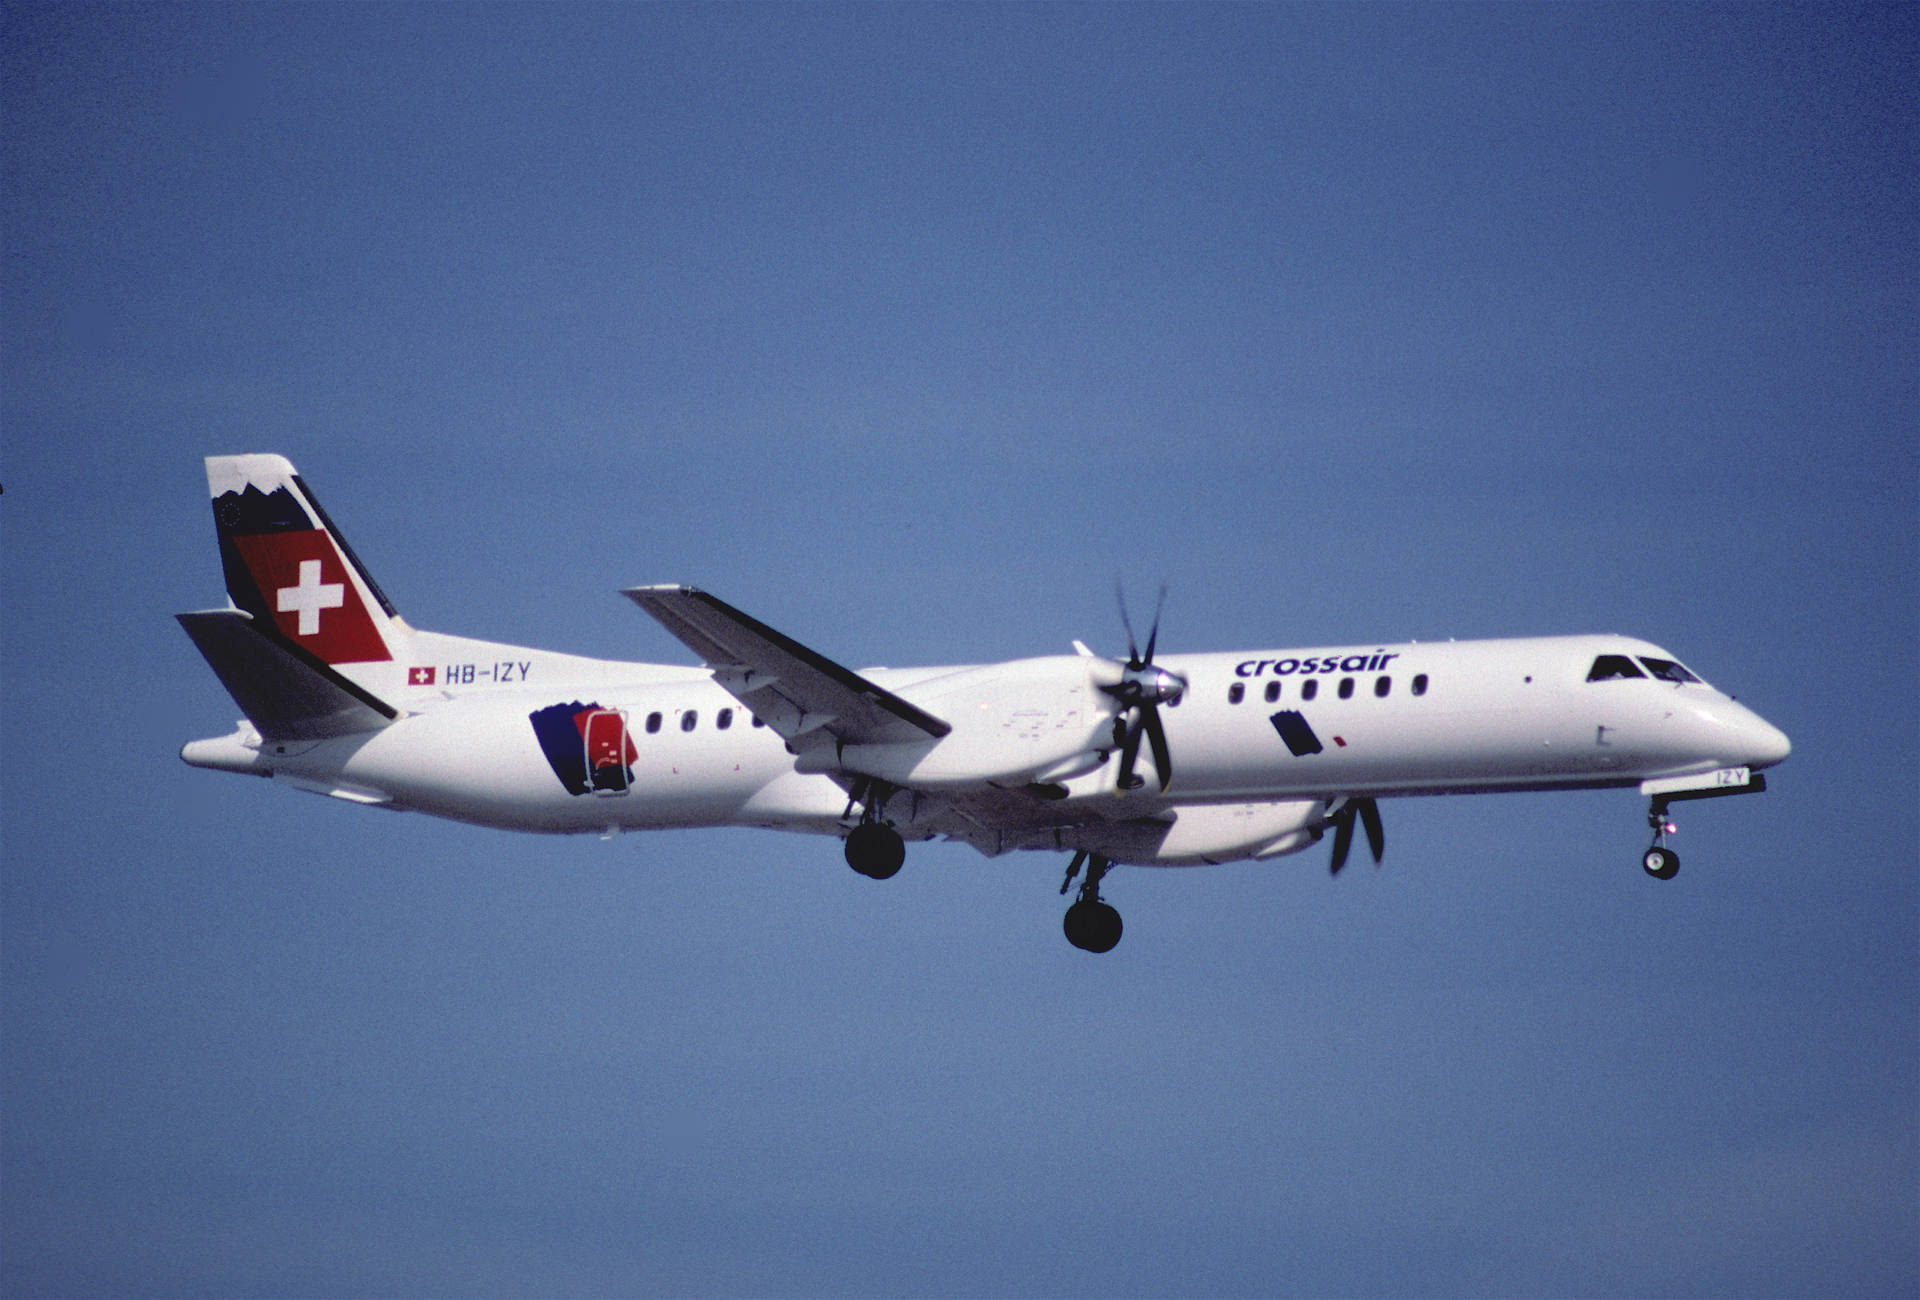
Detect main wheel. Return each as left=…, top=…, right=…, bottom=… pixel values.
left=844, top=823, right=905, bottom=879
left=1642, top=846, right=1679, bottom=880
left=1063, top=900, right=1123, bottom=953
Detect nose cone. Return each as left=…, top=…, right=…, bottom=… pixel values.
left=1745, top=714, right=1792, bottom=769
left=1679, top=696, right=1791, bottom=772
left=1711, top=695, right=1791, bottom=769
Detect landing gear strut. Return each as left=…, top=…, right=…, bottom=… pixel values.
left=842, top=777, right=905, bottom=880
left=1643, top=798, right=1679, bottom=880
left=1060, top=851, right=1122, bottom=953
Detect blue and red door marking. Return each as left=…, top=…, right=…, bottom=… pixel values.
left=530, top=702, right=637, bottom=795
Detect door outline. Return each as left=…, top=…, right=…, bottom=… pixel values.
left=583, top=709, right=633, bottom=796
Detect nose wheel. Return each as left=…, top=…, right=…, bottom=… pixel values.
left=1060, top=851, right=1123, bottom=952
left=1643, top=798, right=1680, bottom=879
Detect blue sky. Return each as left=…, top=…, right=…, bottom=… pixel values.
left=3, top=4, right=1915, bottom=1296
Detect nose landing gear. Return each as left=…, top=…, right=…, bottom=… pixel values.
left=1636, top=769, right=1770, bottom=881
left=1643, top=797, right=1680, bottom=879
left=1060, top=851, right=1123, bottom=952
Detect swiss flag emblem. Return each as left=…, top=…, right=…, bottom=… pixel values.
left=409, top=666, right=436, bottom=686
left=231, top=530, right=392, bottom=663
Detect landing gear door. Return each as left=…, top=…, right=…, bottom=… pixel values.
left=583, top=709, right=633, bottom=796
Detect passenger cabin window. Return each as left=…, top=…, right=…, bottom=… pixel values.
left=681, top=710, right=698, bottom=732
left=1300, top=679, right=1318, bottom=701
left=1638, top=657, right=1700, bottom=684
left=1337, top=677, right=1355, bottom=699
left=752, top=715, right=765, bottom=727
left=1411, top=674, right=1428, bottom=696
left=1586, top=654, right=1646, bottom=682
left=1227, top=682, right=1245, bottom=704
left=1264, top=681, right=1281, bottom=703
left=645, top=712, right=662, bottom=734
left=717, top=708, right=733, bottom=730
left=1375, top=676, right=1391, bottom=697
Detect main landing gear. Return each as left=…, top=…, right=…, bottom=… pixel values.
left=1059, top=851, right=1122, bottom=953
left=1642, top=797, right=1680, bottom=880
left=842, top=777, right=906, bottom=880
left=845, top=822, right=905, bottom=879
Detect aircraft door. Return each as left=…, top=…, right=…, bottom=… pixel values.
left=582, top=709, right=634, bottom=795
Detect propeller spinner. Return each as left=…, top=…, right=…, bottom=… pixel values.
left=1100, top=584, right=1187, bottom=791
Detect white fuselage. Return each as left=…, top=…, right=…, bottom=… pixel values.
left=184, top=631, right=1791, bottom=867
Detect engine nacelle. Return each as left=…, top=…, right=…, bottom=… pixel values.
left=797, top=654, right=1114, bottom=789
left=1066, top=800, right=1329, bottom=866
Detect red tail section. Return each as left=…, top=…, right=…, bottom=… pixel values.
left=207, top=455, right=398, bottom=665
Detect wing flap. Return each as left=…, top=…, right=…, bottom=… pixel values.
left=624, top=586, right=950, bottom=747
left=177, top=609, right=397, bottom=740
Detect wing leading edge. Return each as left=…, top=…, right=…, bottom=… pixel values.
left=623, top=585, right=951, bottom=748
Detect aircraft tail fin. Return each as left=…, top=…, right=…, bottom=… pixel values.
left=205, top=454, right=407, bottom=666
left=177, top=609, right=397, bottom=740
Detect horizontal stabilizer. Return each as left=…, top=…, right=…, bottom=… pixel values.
left=177, top=610, right=397, bottom=740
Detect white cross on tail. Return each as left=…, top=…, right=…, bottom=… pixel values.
left=277, top=559, right=344, bottom=636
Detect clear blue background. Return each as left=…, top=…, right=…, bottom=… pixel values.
left=4, top=4, right=1914, bottom=1296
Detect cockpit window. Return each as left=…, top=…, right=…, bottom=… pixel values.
left=1586, top=654, right=1646, bottom=681
left=1638, top=657, right=1700, bottom=684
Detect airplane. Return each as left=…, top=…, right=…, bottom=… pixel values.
left=178, top=454, right=1792, bottom=952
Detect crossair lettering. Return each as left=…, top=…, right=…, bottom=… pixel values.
left=1235, top=651, right=1399, bottom=679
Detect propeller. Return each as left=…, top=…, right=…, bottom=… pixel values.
left=1100, top=583, right=1187, bottom=791
left=1327, top=796, right=1385, bottom=875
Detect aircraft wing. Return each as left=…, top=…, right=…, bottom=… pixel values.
left=623, top=585, right=951, bottom=748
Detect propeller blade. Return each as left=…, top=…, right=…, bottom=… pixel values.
left=1115, top=714, right=1145, bottom=790
left=1142, top=703, right=1173, bottom=791
left=1142, top=582, right=1167, bottom=664
left=1329, top=809, right=1355, bottom=875
left=1115, top=580, right=1141, bottom=666
left=1357, top=797, right=1385, bottom=864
